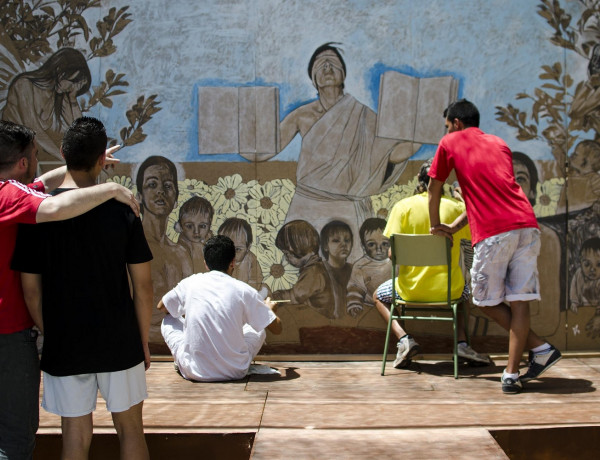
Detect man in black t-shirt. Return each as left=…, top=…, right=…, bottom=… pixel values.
left=12, top=117, right=153, bottom=459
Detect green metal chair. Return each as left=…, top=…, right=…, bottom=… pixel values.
left=381, top=233, right=469, bottom=379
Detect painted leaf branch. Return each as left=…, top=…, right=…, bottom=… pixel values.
left=1, top=1, right=160, bottom=153
left=88, top=6, right=132, bottom=59
left=496, top=0, right=600, bottom=165
left=80, top=69, right=128, bottom=111
left=495, top=61, right=572, bottom=164
left=110, top=95, right=162, bottom=147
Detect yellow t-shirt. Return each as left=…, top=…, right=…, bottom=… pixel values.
left=383, top=192, right=471, bottom=302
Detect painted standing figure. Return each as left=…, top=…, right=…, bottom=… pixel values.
left=278, top=43, right=419, bottom=261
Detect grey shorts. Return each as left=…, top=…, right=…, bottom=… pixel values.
left=471, top=227, right=541, bottom=306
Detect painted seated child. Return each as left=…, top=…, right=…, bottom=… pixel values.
left=570, top=237, right=600, bottom=339
left=346, top=218, right=392, bottom=317
left=558, top=140, right=600, bottom=212
left=271, top=220, right=336, bottom=319
left=570, top=237, right=600, bottom=313
left=218, top=217, right=267, bottom=294
left=320, top=220, right=353, bottom=319
left=175, top=196, right=214, bottom=273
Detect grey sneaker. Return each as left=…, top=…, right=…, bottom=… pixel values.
left=457, top=343, right=491, bottom=365
left=501, top=373, right=523, bottom=394
left=520, top=345, right=562, bottom=382
left=393, top=335, right=421, bottom=369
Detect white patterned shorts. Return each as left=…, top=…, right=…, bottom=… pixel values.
left=470, top=227, right=541, bottom=306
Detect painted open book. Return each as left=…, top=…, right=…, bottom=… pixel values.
left=197, top=86, right=279, bottom=161
left=376, top=71, right=458, bottom=144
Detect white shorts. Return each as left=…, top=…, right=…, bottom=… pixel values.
left=42, top=362, right=147, bottom=417
left=471, top=227, right=541, bottom=306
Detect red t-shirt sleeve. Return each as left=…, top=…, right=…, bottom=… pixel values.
left=429, top=140, right=452, bottom=183
left=0, top=180, right=47, bottom=225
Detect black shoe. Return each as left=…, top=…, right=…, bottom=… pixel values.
left=520, top=345, right=562, bottom=383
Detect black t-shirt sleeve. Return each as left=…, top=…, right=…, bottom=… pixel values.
left=126, top=215, right=153, bottom=264
left=11, top=223, right=44, bottom=273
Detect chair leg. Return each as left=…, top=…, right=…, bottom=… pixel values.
left=452, top=303, right=458, bottom=379
left=381, top=303, right=396, bottom=376
left=463, top=301, right=470, bottom=346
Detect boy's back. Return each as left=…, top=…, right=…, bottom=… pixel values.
left=430, top=127, right=537, bottom=245
left=12, top=194, right=152, bottom=376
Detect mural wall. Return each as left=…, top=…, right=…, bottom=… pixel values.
left=2, top=0, right=600, bottom=353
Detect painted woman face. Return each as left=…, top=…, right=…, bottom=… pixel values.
left=180, top=212, right=211, bottom=244
left=326, top=230, right=352, bottom=264
left=581, top=249, right=600, bottom=281
left=140, top=165, right=177, bottom=218
left=363, top=229, right=390, bottom=261
left=56, top=72, right=86, bottom=95
left=312, top=50, right=345, bottom=90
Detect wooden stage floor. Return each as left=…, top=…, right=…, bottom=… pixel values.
left=35, top=354, right=600, bottom=459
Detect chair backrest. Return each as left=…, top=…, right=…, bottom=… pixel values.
left=390, top=233, right=451, bottom=268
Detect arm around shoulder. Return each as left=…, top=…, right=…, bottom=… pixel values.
left=36, top=182, right=139, bottom=223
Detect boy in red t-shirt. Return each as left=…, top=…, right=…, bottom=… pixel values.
left=428, top=100, right=561, bottom=394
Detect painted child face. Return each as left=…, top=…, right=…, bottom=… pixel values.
left=363, top=229, right=390, bottom=261
left=281, top=250, right=311, bottom=269
left=179, top=212, right=211, bottom=244
left=581, top=249, right=600, bottom=281
left=140, top=165, right=177, bottom=217
left=570, top=143, right=600, bottom=175
left=513, top=160, right=535, bottom=202
left=326, top=230, right=352, bottom=264
left=229, top=229, right=250, bottom=264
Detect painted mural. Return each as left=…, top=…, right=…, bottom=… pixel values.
left=2, top=0, right=600, bottom=354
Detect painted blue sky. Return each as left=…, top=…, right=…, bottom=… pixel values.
left=79, top=0, right=586, bottom=164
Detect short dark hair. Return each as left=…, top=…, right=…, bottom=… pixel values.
left=0, top=120, right=35, bottom=168
left=203, top=235, right=236, bottom=272
left=415, top=158, right=434, bottom=194
left=135, top=155, right=179, bottom=200
left=218, top=217, right=252, bottom=247
left=359, top=218, right=387, bottom=246
left=61, top=117, right=107, bottom=171
left=512, top=151, right=539, bottom=206
left=307, top=42, right=346, bottom=89
left=581, top=237, right=600, bottom=254
left=444, top=99, right=480, bottom=128
left=179, top=196, right=214, bottom=222
left=319, top=220, right=353, bottom=260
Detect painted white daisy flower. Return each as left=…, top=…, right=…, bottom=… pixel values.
left=371, top=183, right=412, bottom=220
left=247, top=181, right=287, bottom=226
left=211, top=174, right=251, bottom=215
left=107, top=175, right=134, bottom=191
left=534, top=178, right=564, bottom=217
left=260, top=248, right=299, bottom=292
left=180, top=178, right=211, bottom=198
